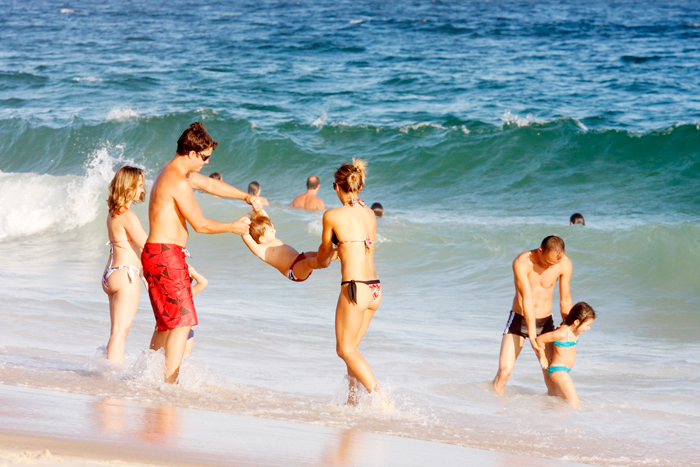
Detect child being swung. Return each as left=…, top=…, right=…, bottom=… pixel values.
left=536, top=301, right=596, bottom=409
left=241, top=213, right=337, bottom=282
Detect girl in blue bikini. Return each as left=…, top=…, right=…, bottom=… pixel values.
left=536, top=302, right=596, bottom=408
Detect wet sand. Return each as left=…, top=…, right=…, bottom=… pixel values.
left=0, top=384, right=596, bottom=466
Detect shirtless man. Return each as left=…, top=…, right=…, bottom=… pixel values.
left=142, top=122, right=261, bottom=383
left=291, top=175, right=325, bottom=210
left=492, top=235, right=573, bottom=396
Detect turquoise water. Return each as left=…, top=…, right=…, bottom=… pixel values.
left=1, top=1, right=699, bottom=466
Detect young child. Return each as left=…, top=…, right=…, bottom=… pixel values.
left=536, top=301, right=596, bottom=409
left=149, top=264, right=207, bottom=357
left=184, top=265, right=208, bottom=357
left=241, top=213, right=336, bottom=282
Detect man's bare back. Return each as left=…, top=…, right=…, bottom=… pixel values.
left=291, top=191, right=325, bottom=210
left=291, top=175, right=325, bottom=210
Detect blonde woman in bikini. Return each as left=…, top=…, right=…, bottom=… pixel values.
left=317, top=158, right=388, bottom=409
left=103, top=166, right=148, bottom=363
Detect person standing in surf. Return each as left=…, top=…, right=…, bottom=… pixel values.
left=102, top=166, right=148, bottom=364
left=316, top=159, right=388, bottom=408
left=492, top=235, right=574, bottom=396
left=142, top=122, right=261, bottom=383
left=291, top=175, right=326, bottom=210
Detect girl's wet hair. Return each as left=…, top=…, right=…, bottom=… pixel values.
left=249, top=214, right=273, bottom=243
left=107, top=166, right=144, bottom=217
left=334, top=158, right=367, bottom=194
left=564, top=301, right=596, bottom=326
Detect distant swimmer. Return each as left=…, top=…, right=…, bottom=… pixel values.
left=570, top=213, right=585, bottom=226
left=370, top=202, right=384, bottom=218
left=316, top=159, right=390, bottom=411
left=291, top=175, right=326, bottom=210
left=247, top=181, right=270, bottom=206
left=209, top=172, right=222, bottom=181
left=492, top=235, right=573, bottom=396
left=241, top=210, right=337, bottom=281
left=142, top=122, right=261, bottom=384
left=102, top=166, right=148, bottom=364
left=536, top=302, right=596, bottom=409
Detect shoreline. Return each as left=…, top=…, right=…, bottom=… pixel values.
left=0, top=384, right=595, bottom=467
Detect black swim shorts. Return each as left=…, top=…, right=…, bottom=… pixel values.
left=502, top=310, right=555, bottom=338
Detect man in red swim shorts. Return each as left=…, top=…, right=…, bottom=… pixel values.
left=143, top=122, right=262, bottom=383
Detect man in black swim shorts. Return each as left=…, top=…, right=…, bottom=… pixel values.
left=492, top=236, right=574, bottom=396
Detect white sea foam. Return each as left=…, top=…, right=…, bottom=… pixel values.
left=72, top=76, right=102, bottom=83
left=0, top=143, right=132, bottom=242
left=399, top=122, right=447, bottom=133
left=500, top=110, right=542, bottom=127
left=105, top=108, right=139, bottom=121
left=59, top=8, right=75, bottom=14
left=574, top=118, right=588, bottom=131
left=312, top=112, right=328, bottom=128
left=349, top=19, right=364, bottom=25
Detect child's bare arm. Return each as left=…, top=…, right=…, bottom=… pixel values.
left=188, top=265, right=208, bottom=295
left=535, top=326, right=566, bottom=348
left=241, top=233, right=266, bottom=260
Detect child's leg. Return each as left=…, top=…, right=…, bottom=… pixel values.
left=550, top=372, right=580, bottom=409
left=291, top=252, right=323, bottom=280
left=184, top=329, right=194, bottom=357
left=542, top=343, right=557, bottom=396
left=150, top=329, right=169, bottom=351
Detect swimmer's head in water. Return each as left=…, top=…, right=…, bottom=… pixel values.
left=177, top=121, right=218, bottom=156
left=248, top=181, right=261, bottom=195
left=334, top=158, right=366, bottom=194
left=249, top=215, right=275, bottom=244
left=570, top=213, right=585, bottom=226
left=108, top=165, right=145, bottom=217
left=306, top=176, right=320, bottom=190
left=371, top=202, right=384, bottom=217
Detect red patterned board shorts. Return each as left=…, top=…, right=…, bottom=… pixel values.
left=141, top=243, right=197, bottom=331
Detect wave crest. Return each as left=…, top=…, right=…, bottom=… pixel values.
left=0, top=143, right=133, bottom=242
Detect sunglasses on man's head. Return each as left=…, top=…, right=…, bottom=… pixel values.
left=197, top=151, right=211, bottom=162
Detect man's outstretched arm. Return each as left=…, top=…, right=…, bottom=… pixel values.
left=189, top=173, right=262, bottom=212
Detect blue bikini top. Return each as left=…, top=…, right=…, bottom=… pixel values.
left=553, top=326, right=578, bottom=348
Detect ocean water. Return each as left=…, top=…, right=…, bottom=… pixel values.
left=1, top=1, right=699, bottom=466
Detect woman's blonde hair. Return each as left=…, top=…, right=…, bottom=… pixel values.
left=107, top=166, right=145, bottom=217
left=334, top=158, right=367, bottom=194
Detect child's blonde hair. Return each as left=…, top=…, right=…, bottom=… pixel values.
left=107, top=166, right=144, bottom=217
left=249, top=214, right=273, bottom=243
left=334, top=158, right=367, bottom=194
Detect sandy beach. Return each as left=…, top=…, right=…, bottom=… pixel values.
left=0, top=384, right=595, bottom=467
